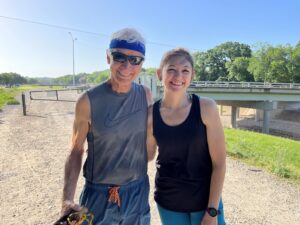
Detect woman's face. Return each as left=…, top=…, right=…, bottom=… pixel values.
left=159, top=56, right=194, bottom=93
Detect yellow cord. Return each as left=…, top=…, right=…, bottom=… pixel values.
left=67, top=212, right=94, bottom=225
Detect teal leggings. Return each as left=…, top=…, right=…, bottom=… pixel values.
left=157, top=201, right=226, bottom=225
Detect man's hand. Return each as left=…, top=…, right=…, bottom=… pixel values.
left=53, top=201, right=83, bottom=225
left=61, top=200, right=82, bottom=216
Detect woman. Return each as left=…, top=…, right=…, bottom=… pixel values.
left=147, top=48, right=226, bottom=225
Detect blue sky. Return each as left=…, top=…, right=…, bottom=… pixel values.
left=0, top=0, right=300, bottom=78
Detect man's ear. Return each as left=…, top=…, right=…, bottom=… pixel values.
left=106, top=50, right=111, bottom=64
left=156, top=69, right=162, bottom=81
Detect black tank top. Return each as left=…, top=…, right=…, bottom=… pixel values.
left=153, top=94, right=212, bottom=212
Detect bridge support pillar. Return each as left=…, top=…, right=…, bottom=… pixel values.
left=262, top=109, right=271, bottom=134
left=255, top=109, right=262, bottom=122
left=231, top=106, right=237, bottom=128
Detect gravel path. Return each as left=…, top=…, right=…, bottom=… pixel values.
left=0, top=92, right=299, bottom=225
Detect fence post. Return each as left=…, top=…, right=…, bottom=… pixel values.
left=22, top=92, right=26, bottom=116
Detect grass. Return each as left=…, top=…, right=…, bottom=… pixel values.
left=0, top=85, right=63, bottom=109
left=225, top=128, right=300, bottom=184
left=0, top=87, right=21, bottom=108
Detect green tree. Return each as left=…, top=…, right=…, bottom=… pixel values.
left=193, top=52, right=209, bottom=81
left=54, top=75, right=73, bottom=85
left=225, top=57, right=254, bottom=81
left=248, top=43, right=292, bottom=82
left=0, top=73, right=10, bottom=85
left=83, top=70, right=110, bottom=84
left=141, top=67, right=156, bottom=76
left=26, top=77, right=38, bottom=84
left=217, top=42, right=252, bottom=61
left=193, top=42, right=252, bottom=81
left=0, top=72, right=27, bottom=86
left=290, top=42, right=300, bottom=83
left=94, top=70, right=110, bottom=83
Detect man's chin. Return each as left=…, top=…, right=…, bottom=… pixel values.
left=117, top=76, right=133, bottom=84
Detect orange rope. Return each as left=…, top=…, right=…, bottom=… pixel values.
left=108, top=186, right=121, bottom=208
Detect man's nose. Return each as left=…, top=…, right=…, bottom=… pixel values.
left=120, top=60, right=134, bottom=69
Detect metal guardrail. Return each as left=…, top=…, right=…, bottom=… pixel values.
left=29, top=86, right=90, bottom=102
left=190, top=81, right=300, bottom=89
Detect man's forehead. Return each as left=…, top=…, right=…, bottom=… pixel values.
left=110, top=48, right=145, bottom=57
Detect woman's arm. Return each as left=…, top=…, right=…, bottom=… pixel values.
left=200, top=98, right=226, bottom=224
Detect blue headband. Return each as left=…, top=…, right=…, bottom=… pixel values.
left=109, top=39, right=145, bottom=55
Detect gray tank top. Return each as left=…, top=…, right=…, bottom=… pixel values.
left=83, top=82, right=148, bottom=185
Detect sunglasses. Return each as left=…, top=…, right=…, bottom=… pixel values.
left=111, top=51, right=144, bottom=66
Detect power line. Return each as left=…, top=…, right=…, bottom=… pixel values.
left=0, top=15, right=109, bottom=37
left=0, top=15, right=202, bottom=51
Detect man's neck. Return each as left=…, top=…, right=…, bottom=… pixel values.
left=106, top=79, right=132, bottom=93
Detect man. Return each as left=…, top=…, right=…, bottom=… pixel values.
left=61, top=28, right=152, bottom=225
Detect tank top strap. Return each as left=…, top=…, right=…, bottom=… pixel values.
left=152, top=100, right=161, bottom=133
left=190, top=94, right=198, bottom=121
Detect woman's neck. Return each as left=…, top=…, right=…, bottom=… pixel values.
left=161, top=92, right=190, bottom=110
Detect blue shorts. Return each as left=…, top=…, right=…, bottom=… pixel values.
left=79, top=176, right=150, bottom=225
left=157, top=200, right=226, bottom=225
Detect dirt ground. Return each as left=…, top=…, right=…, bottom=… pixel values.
left=0, top=92, right=299, bottom=225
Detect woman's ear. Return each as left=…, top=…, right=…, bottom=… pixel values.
left=191, top=69, right=195, bottom=80
left=156, top=69, right=162, bottom=81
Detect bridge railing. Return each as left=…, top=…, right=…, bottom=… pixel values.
left=190, top=81, right=300, bottom=89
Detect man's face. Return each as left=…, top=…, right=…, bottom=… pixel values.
left=107, top=48, right=144, bottom=89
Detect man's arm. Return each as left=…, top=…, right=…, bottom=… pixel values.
left=142, top=85, right=157, bottom=161
left=61, top=93, right=91, bottom=215
left=142, top=85, right=153, bottom=106
left=147, top=105, right=157, bottom=161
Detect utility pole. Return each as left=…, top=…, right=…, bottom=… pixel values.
left=68, top=32, right=77, bottom=86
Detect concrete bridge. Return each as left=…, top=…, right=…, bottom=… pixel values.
left=138, top=76, right=300, bottom=134
left=186, top=81, right=300, bottom=133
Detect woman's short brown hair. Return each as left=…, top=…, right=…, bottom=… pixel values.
left=159, top=48, right=194, bottom=69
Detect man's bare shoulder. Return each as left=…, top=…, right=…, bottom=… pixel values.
left=76, top=92, right=90, bottom=106
left=75, top=92, right=91, bottom=120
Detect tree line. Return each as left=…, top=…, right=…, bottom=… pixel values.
left=0, top=72, right=27, bottom=87
left=51, top=68, right=157, bottom=85
left=193, top=41, right=300, bottom=83
left=1, top=41, right=300, bottom=86
left=0, top=68, right=157, bottom=86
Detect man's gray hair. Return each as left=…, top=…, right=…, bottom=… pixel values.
left=110, top=28, right=145, bottom=45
